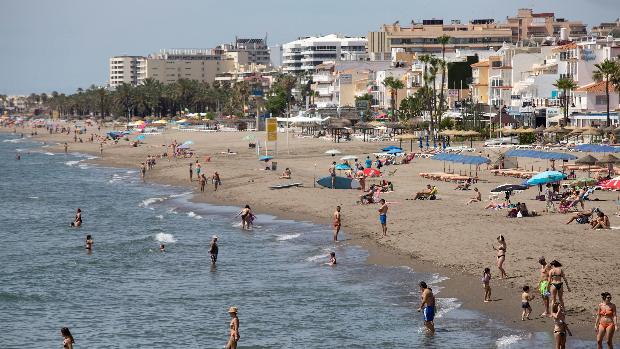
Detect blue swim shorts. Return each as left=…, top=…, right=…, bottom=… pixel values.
left=379, top=214, right=387, bottom=225
left=424, top=306, right=435, bottom=322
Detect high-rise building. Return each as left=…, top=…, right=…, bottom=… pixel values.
left=368, top=20, right=512, bottom=57
left=108, top=56, right=145, bottom=88
left=281, top=34, right=368, bottom=74
left=503, top=8, right=587, bottom=42
left=591, top=19, right=620, bottom=38
left=219, top=37, right=271, bottom=66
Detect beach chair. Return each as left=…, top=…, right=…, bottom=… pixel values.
left=558, top=200, right=580, bottom=214
left=582, top=187, right=596, bottom=201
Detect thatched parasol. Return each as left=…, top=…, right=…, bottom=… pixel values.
left=575, top=154, right=599, bottom=165
left=597, top=154, right=620, bottom=164
left=534, top=126, right=546, bottom=134
left=581, top=127, right=602, bottom=136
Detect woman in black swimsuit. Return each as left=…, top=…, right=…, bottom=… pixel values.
left=551, top=302, right=571, bottom=349
left=548, top=260, right=571, bottom=309
left=61, top=327, right=74, bottom=349
left=72, top=208, right=82, bottom=227
left=493, top=235, right=508, bottom=279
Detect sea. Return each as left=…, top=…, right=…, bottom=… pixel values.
left=0, top=132, right=594, bottom=348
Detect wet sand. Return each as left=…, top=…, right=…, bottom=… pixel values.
left=10, top=124, right=620, bottom=340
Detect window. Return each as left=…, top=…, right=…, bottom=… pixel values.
left=595, top=95, right=608, bottom=105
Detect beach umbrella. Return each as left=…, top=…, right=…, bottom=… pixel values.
left=582, top=127, right=602, bottom=136
left=325, top=149, right=341, bottom=156
left=363, top=168, right=381, bottom=177
left=177, top=144, right=190, bottom=149
left=259, top=155, right=273, bottom=162
left=490, top=184, right=529, bottom=193
left=419, top=136, right=423, bottom=149
left=395, top=133, right=417, bottom=151
left=135, top=135, right=145, bottom=141
left=335, top=163, right=351, bottom=170
left=382, top=145, right=402, bottom=151
left=525, top=171, right=567, bottom=186
left=600, top=176, right=620, bottom=190
left=597, top=154, right=620, bottom=165
left=183, top=140, right=194, bottom=145
left=386, top=148, right=403, bottom=155
left=340, top=155, right=358, bottom=161
left=575, top=154, right=599, bottom=177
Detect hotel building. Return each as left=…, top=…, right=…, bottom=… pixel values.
left=281, top=34, right=367, bottom=74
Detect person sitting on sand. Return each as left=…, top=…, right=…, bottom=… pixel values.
left=466, top=188, right=482, bottom=205
left=414, top=184, right=433, bottom=200
left=279, top=168, right=291, bottom=179
left=456, top=178, right=472, bottom=190
left=591, top=211, right=611, bottom=230
left=566, top=209, right=595, bottom=225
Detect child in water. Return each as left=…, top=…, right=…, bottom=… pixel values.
left=159, top=244, right=166, bottom=252
left=521, top=285, right=535, bottom=320
left=482, top=268, right=492, bottom=302
left=329, top=252, right=337, bottom=266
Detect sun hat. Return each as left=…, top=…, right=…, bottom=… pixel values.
left=227, top=306, right=238, bottom=314
left=213, top=235, right=218, bottom=239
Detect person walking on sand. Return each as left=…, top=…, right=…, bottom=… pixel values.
left=99, top=142, right=103, bottom=155
left=329, top=161, right=336, bottom=189
left=213, top=171, right=221, bottom=191
left=521, top=285, right=535, bottom=320
left=538, top=257, right=552, bottom=316
left=482, top=267, right=492, bottom=302
left=548, top=260, right=571, bottom=309
left=189, top=162, right=193, bottom=182
left=552, top=302, right=571, bottom=349
left=61, top=327, right=74, bottom=349
left=333, top=206, right=341, bottom=242
left=596, top=292, right=617, bottom=349
left=417, top=281, right=436, bottom=334
left=493, top=235, right=507, bottom=278
left=209, top=236, right=218, bottom=265
left=225, top=307, right=240, bottom=349
left=378, top=199, right=388, bottom=237
left=199, top=174, right=206, bottom=193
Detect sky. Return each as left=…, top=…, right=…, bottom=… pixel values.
left=0, top=0, right=616, bottom=95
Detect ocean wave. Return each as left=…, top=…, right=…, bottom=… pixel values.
left=170, top=191, right=193, bottom=198
left=44, top=152, right=55, bottom=156
left=140, top=197, right=167, bottom=207
left=28, top=196, right=39, bottom=199
left=155, top=232, right=177, bottom=243
left=65, top=160, right=82, bottom=166
left=496, top=334, right=526, bottom=347
left=3, top=138, right=22, bottom=143
left=305, top=248, right=332, bottom=262
left=276, top=233, right=301, bottom=241
left=187, top=211, right=202, bottom=219
left=435, top=297, right=460, bottom=318
left=155, top=215, right=164, bottom=220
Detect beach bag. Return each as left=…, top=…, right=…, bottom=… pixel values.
left=516, top=211, right=523, bottom=218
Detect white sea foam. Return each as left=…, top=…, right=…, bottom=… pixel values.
left=44, top=152, right=55, bottom=156
left=187, top=211, right=202, bottom=219
left=434, top=297, right=460, bottom=318
left=170, top=191, right=193, bottom=198
left=3, top=138, right=22, bottom=143
left=65, top=160, right=82, bottom=166
left=78, top=164, right=90, bottom=169
left=276, top=233, right=301, bottom=241
left=496, top=334, right=526, bottom=347
left=155, top=232, right=177, bottom=243
left=305, top=248, right=332, bottom=262
left=28, top=196, right=39, bottom=199
left=167, top=207, right=178, bottom=214
left=155, top=215, right=164, bottom=220
left=140, top=197, right=166, bottom=207
left=126, top=170, right=137, bottom=174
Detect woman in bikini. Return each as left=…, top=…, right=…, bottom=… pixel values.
left=61, top=327, right=74, bottom=349
left=493, top=235, right=508, bottom=279
left=238, top=205, right=253, bottom=230
left=226, top=307, right=240, bottom=349
left=552, top=302, right=571, bottom=349
left=85, top=235, right=93, bottom=251
left=548, top=260, right=571, bottom=308
left=596, top=292, right=617, bottom=349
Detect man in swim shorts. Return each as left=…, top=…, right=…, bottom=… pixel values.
left=209, top=236, right=218, bottom=265
left=417, top=281, right=436, bottom=334
left=333, top=206, right=341, bottom=242
left=329, top=162, right=336, bottom=189
left=538, top=256, right=551, bottom=316
left=378, top=199, right=388, bottom=237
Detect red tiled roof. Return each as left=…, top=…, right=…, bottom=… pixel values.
left=575, top=81, right=614, bottom=93
left=552, top=42, right=577, bottom=52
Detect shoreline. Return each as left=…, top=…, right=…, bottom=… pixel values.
left=5, top=127, right=603, bottom=341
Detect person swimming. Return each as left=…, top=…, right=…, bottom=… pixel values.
left=85, top=235, right=93, bottom=251
left=71, top=208, right=82, bottom=227
left=329, top=252, right=337, bottom=266
left=159, top=243, right=166, bottom=252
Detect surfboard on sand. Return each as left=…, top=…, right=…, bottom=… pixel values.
left=270, top=182, right=303, bottom=189
left=316, top=176, right=360, bottom=189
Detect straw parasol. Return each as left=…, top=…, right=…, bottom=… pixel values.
left=581, top=127, right=602, bottom=136
left=500, top=127, right=515, bottom=135
left=462, top=130, right=481, bottom=137
left=439, top=129, right=460, bottom=136
left=575, top=154, right=599, bottom=165
left=603, top=125, right=616, bottom=133
left=597, top=154, right=620, bottom=164
left=534, top=126, right=546, bottom=134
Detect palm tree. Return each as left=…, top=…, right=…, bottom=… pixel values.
left=94, top=87, right=109, bottom=118
left=382, top=76, right=405, bottom=121
left=553, top=77, right=578, bottom=126
left=593, top=59, right=619, bottom=127
left=437, top=35, right=451, bottom=125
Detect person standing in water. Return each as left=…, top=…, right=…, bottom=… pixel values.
left=482, top=267, right=492, bottom=302
left=209, top=236, right=218, bottom=265
left=64, top=142, right=68, bottom=154
left=329, top=251, right=337, bottom=265
left=332, top=206, right=341, bottom=242
left=596, top=292, right=617, bottom=349
left=140, top=163, right=146, bottom=180
left=99, top=142, right=103, bottom=155
left=189, top=162, right=193, bottom=182
left=85, top=235, right=93, bottom=251
left=72, top=208, right=82, bottom=227
left=61, top=327, right=74, bottom=349
left=417, top=281, right=436, bottom=334
left=538, top=257, right=552, bottom=316
left=226, top=307, right=240, bottom=349
left=551, top=302, right=571, bottom=349
left=238, top=205, right=253, bottom=230
left=378, top=199, right=388, bottom=237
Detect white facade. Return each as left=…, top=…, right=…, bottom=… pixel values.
left=281, top=34, right=368, bottom=74
left=109, top=56, right=145, bottom=88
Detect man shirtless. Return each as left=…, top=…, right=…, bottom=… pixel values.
left=333, top=206, right=341, bottom=241
left=378, top=199, right=388, bottom=237
left=538, top=257, right=551, bottom=316
left=417, top=281, right=436, bottom=334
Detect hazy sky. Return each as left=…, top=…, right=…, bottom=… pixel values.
left=1, top=0, right=616, bottom=94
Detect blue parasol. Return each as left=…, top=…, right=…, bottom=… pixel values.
left=335, top=163, right=351, bottom=170
left=386, top=148, right=403, bottom=155
left=524, top=171, right=566, bottom=186
left=259, top=155, right=273, bottom=162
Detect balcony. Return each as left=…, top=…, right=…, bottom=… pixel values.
left=312, top=74, right=333, bottom=83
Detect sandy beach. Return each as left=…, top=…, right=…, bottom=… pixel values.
left=12, top=124, right=620, bottom=340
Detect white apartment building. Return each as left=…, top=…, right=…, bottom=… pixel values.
left=109, top=56, right=145, bottom=88
left=282, top=34, right=368, bottom=74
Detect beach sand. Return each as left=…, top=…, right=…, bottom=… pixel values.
left=13, top=125, right=620, bottom=339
